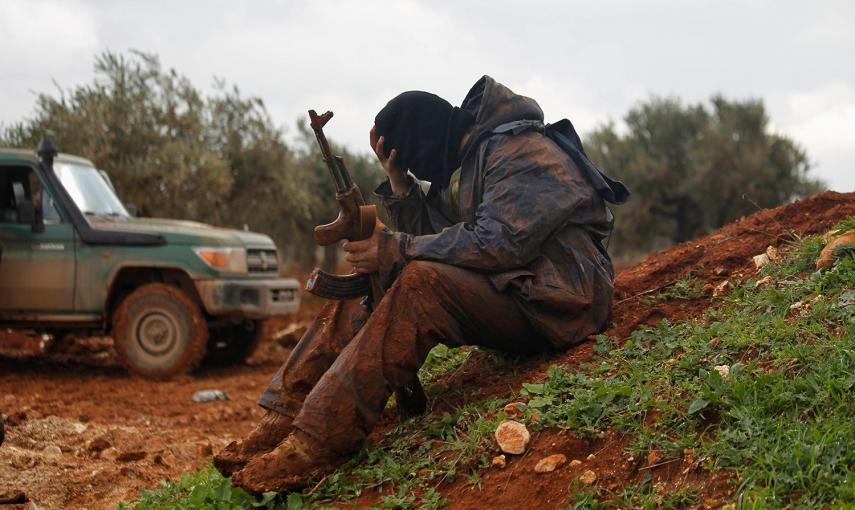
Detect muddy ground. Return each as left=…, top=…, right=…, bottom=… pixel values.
left=1, top=191, right=854, bottom=510
left=0, top=305, right=323, bottom=510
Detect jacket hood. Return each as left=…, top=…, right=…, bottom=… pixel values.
left=459, top=75, right=544, bottom=159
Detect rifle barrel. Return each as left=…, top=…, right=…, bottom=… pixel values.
left=309, top=110, right=349, bottom=193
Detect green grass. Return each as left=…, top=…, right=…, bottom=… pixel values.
left=541, top=222, right=855, bottom=508
left=646, top=274, right=706, bottom=304
left=121, top=221, right=855, bottom=510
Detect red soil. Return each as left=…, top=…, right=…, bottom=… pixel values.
left=0, top=191, right=852, bottom=509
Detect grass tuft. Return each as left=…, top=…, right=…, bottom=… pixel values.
left=122, top=218, right=855, bottom=509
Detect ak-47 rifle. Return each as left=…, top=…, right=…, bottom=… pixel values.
left=305, top=109, right=426, bottom=418
left=304, top=109, right=380, bottom=301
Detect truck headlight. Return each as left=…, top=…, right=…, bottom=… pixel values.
left=193, top=247, right=248, bottom=273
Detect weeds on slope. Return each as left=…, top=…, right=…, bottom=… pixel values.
left=532, top=222, right=854, bottom=508
left=121, top=220, right=854, bottom=509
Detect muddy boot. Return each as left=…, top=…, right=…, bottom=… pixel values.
left=232, top=429, right=346, bottom=494
left=213, top=411, right=294, bottom=477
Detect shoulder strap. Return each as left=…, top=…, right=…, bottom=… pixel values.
left=490, top=119, right=630, bottom=205
left=545, top=119, right=630, bottom=205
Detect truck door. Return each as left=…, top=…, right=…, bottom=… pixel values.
left=0, top=165, right=76, bottom=313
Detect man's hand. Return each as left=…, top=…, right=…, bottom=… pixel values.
left=343, top=217, right=387, bottom=274
left=370, top=125, right=408, bottom=195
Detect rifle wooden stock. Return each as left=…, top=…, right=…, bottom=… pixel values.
left=313, top=187, right=377, bottom=246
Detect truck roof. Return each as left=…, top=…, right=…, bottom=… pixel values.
left=0, top=147, right=95, bottom=168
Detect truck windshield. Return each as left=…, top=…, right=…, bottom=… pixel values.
left=54, top=162, right=130, bottom=218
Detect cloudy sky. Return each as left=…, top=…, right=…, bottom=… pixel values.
left=1, top=0, right=853, bottom=190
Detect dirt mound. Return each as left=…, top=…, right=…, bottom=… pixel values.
left=425, top=191, right=855, bottom=412
left=610, top=191, right=855, bottom=337
left=429, top=191, right=855, bottom=509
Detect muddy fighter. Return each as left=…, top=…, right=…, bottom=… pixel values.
left=215, top=76, right=628, bottom=492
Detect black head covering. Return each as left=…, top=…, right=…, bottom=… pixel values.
left=374, top=91, right=475, bottom=190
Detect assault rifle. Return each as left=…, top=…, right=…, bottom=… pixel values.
left=305, top=109, right=426, bottom=418
left=304, top=109, right=380, bottom=301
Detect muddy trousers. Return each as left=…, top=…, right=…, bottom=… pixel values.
left=258, top=261, right=550, bottom=455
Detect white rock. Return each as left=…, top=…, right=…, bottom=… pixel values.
left=502, top=402, right=524, bottom=419
left=579, top=469, right=597, bottom=485
left=43, top=445, right=62, bottom=458
left=766, top=246, right=778, bottom=261
left=714, top=365, right=730, bottom=379
left=713, top=280, right=731, bottom=297
left=534, top=454, right=567, bottom=473
left=754, top=276, right=774, bottom=288
left=494, top=420, right=530, bottom=455
left=753, top=253, right=770, bottom=269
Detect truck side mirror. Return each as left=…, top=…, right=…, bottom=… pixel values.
left=16, top=199, right=35, bottom=225
left=32, top=205, right=45, bottom=233
left=15, top=199, right=44, bottom=233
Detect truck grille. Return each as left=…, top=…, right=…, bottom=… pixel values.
left=247, top=249, right=279, bottom=273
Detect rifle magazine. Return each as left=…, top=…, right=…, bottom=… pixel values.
left=306, top=269, right=371, bottom=300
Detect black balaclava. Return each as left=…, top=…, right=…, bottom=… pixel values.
left=374, top=91, right=475, bottom=190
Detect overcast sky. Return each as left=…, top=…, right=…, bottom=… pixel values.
left=1, top=0, right=853, bottom=191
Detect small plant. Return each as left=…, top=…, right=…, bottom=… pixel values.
left=648, top=274, right=706, bottom=303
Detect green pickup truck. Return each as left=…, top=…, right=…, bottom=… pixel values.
left=0, top=141, right=300, bottom=378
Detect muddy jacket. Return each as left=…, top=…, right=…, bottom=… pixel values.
left=375, top=76, right=615, bottom=348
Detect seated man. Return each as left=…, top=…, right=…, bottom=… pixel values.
left=216, top=75, right=620, bottom=493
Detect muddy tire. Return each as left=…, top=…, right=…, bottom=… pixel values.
left=205, top=320, right=263, bottom=366
left=112, top=283, right=208, bottom=379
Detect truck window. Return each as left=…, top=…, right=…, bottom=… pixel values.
left=0, top=166, right=61, bottom=224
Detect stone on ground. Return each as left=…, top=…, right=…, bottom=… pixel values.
left=494, top=420, right=530, bottom=455
left=817, top=231, right=855, bottom=269
left=502, top=402, right=524, bottom=418
left=42, top=445, right=62, bottom=458
left=579, top=469, right=597, bottom=485
left=534, top=453, right=567, bottom=473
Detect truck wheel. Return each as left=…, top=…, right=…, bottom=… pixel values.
left=205, top=319, right=263, bottom=366
left=112, top=283, right=208, bottom=379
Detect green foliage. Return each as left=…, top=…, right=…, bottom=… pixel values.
left=418, top=344, right=474, bottom=388
left=537, top=219, right=855, bottom=507
left=123, top=218, right=855, bottom=509
left=305, top=397, right=502, bottom=508
left=117, top=467, right=278, bottom=510
left=644, top=274, right=706, bottom=304
left=0, top=50, right=383, bottom=269
left=586, top=96, right=825, bottom=264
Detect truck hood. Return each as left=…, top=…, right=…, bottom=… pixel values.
left=89, top=217, right=275, bottom=247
